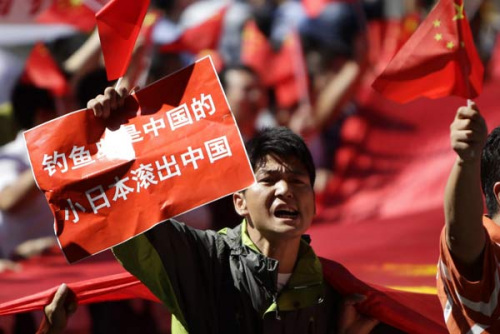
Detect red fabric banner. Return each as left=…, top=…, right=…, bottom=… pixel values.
left=96, top=0, right=150, bottom=80
left=24, top=57, right=255, bottom=263
left=0, top=253, right=446, bottom=333
left=0, top=250, right=137, bottom=315
left=371, top=0, right=484, bottom=103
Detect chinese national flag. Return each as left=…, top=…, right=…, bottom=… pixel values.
left=23, top=43, right=69, bottom=97
left=274, top=33, right=309, bottom=108
left=160, top=6, right=227, bottom=55
left=36, top=0, right=96, bottom=32
left=96, top=0, right=150, bottom=81
left=371, top=0, right=484, bottom=103
left=241, top=21, right=281, bottom=87
left=241, top=22, right=308, bottom=108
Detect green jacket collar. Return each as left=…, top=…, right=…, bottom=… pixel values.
left=237, top=220, right=325, bottom=312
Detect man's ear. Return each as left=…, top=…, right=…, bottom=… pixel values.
left=494, top=182, right=500, bottom=209
left=233, top=192, right=248, bottom=217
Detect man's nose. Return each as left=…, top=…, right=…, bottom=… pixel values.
left=275, top=179, right=293, bottom=198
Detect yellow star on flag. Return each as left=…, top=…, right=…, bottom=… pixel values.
left=446, top=41, right=455, bottom=49
left=433, top=20, right=441, bottom=28
left=434, top=33, right=443, bottom=41
left=453, top=3, right=464, bottom=20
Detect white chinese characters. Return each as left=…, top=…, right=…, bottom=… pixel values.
left=61, top=136, right=232, bottom=223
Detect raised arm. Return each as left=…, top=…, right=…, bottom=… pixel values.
left=0, top=169, right=39, bottom=212
left=444, top=102, right=488, bottom=272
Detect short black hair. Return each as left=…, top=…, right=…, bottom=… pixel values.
left=219, top=64, right=258, bottom=90
left=482, top=127, right=500, bottom=217
left=245, top=127, right=316, bottom=186
left=11, top=82, right=56, bottom=129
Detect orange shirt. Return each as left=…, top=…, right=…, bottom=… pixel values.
left=437, top=217, right=500, bottom=333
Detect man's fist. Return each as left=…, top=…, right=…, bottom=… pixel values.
left=38, top=284, right=77, bottom=334
left=450, top=102, right=487, bottom=162
left=87, top=86, right=129, bottom=119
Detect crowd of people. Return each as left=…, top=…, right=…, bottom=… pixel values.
left=2, top=0, right=500, bottom=333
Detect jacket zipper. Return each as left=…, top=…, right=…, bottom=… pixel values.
left=290, top=281, right=322, bottom=290
left=272, top=294, right=281, bottom=320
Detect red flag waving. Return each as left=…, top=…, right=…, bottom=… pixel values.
left=160, top=5, right=227, bottom=55
left=241, top=21, right=308, bottom=108
left=23, top=43, right=69, bottom=97
left=36, top=0, right=96, bottom=32
left=96, top=0, right=150, bottom=81
left=372, top=0, right=484, bottom=103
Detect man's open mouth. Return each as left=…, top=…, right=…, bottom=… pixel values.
left=274, top=209, right=299, bottom=219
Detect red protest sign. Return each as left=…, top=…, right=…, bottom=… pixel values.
left=24, top=56, right=255, bottom=263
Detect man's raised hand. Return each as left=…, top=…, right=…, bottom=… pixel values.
left=450, top=102, right=487, bottom=162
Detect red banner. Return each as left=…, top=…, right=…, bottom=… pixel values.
left=24, top=56, right=255, bottom=263
left=0, top=253, right=446, bottom=333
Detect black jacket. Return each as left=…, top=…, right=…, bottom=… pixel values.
left=113, top=219, right=342, bottom=333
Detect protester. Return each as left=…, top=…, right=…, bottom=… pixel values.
left=83, top=86, right=411, bottom=333
left=218, top=64, right=273, bottom=141
left=290, top=0, right=368, bottom=193
left=0, top=81, right=60, bottom=334
left=437, top=102, right=500, bottom=331
left=0, top=82, right=57, bottom=260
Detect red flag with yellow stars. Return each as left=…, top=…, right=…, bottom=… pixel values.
left=371, top=0, right=484, bottom=103
left=36, top=0, right=96, bottom=32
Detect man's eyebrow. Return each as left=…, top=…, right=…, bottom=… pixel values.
left=257, top=168, right=308, bottom=176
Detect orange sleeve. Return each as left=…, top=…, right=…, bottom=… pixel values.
left=437, top=227, right=500, bottom=333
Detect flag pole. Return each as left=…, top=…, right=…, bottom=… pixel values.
left=115, top=77, right=123, bottom=88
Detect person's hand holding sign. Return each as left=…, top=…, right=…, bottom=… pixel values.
left=87, top=86, right=129, bottom=119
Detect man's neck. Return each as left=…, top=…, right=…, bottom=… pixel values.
left=246, top=228, right=301, bottom=274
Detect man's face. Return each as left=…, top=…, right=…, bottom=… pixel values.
left=234, top=154, right=315, bottom=240
left=224, top=69, right=264, bottom=135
